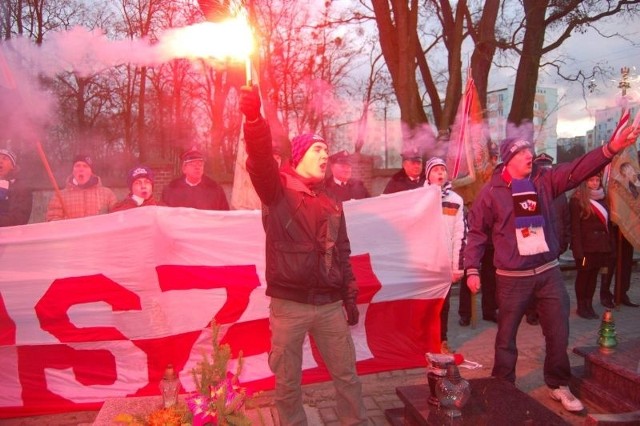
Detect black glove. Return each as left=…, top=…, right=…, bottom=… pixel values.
left=344, top=301, right=359, bottom=326
left=239, top=85, right=261, bottom=122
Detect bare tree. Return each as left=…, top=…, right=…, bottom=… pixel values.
left=501, top=0, right=640, bottom=133
left=370, top=0, right=427, bottom=134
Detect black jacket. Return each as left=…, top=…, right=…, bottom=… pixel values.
left=324, top=178, right=370, bottom=203
left=569, top=197, right=614, bottom=265
left=382, top=169, right=425, bottom=194
left=162, top=175, right=229, bottom=210
left=0, top=171, right=32, bottom=227
left=244, top=118, right=357, bottom=305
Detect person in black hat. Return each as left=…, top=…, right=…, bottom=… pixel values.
left=0, top=147, right=32, bottom=226
left=324, top=150, right=370, bottom=202
left=46, top=154, right=117, bottom=221
left=162, top=147, right=229, bottom=210
left=111, top=165, right=160, bottom=211
left=382, top=147, right=425, bottom=194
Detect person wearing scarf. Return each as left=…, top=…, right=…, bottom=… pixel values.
left=45, top=154, right=117, bottom=221
left=424, top=157, right=466, bottom=355
left=464, top=122, right=640, bottom=414
left=240, top=85, right=367, bottom=426
left=569, top=174, right=614, bottom=319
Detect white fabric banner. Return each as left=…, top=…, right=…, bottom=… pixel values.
left=0, top=186, right=450, bottom=417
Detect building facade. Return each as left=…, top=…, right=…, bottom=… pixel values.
left=593, top=103, right=639, bottom=146
left=486, top=85, right=559, bottom=160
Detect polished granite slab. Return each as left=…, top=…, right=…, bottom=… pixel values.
left=385, top=377, right=569, bottom=425
left=572, top=339, right=640, bottom=413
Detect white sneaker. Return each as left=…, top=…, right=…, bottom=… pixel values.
left=549, top=386, right=584, bottom=412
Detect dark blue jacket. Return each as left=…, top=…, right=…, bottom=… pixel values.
left=0, top=172, right=32, bottom=227
left=465, top=146, right=612, bottom=273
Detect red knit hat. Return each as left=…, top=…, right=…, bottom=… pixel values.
left=290, top=133, right=326, bottom=167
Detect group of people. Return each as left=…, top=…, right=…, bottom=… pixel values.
left=0, top=147, right=229, bottom=227
left=2, top=86, right=640, bottom=423
left=240, top=84, right=640, bottom=423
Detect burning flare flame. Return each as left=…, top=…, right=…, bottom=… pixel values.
left=161, top=14, right=253, bottom=63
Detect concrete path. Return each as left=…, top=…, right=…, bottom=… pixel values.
left=4, top=269, right=640, bottom=425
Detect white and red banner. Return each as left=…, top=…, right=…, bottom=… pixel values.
left=0, top=186, right=450, bottom=418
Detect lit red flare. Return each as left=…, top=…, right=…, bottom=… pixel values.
left=160, top=17, right=253, bottom=63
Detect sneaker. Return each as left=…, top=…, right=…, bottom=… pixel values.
left=549, top=386, right=584, bottom=412
left=441, top=340, right=454, bottom=354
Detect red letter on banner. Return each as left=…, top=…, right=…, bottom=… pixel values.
left=156, top=265, right=260, bottom=324
left=35, top=274, right=141, bottom=342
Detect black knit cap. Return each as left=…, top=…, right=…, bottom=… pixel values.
left=73, top=154, right=93, bottom=168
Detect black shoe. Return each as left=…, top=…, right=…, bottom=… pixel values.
left=621, top=296, right=640, bottom=307
left=458, top=317, right=470, bottom=326
left=586, top=305, right=599, bottom=320
left=600, top=296, right=615, bottom=309
left=483, top=313, right=498, bottom=323
left=526, top=315, right=539, bottom=325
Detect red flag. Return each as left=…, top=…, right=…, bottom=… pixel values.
left=447, top=73, right=491, bottom=205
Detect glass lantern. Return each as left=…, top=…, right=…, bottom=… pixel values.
left=160, top=363, right=180, bottom=408
left=435, top=364, right=471, bottom=417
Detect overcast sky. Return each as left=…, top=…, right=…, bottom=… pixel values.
left=499, top=15, right=640, bottom=138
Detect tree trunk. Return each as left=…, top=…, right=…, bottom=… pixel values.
left=371, top=0, right=428, bottom=138
left=469, top=0, right=499, bottom=112
left=137, top=66, right=148, bottom=161
left=507, top=0, right=548, bottom=139
left=438, top=0, right=466, bottom=134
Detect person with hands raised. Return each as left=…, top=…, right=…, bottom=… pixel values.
left=239, top=86, right=367, bottom=426
left=464, top=122, right=640, bottom=414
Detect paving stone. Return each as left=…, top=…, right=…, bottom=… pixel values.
left=318, top=406, right=338, bottom=422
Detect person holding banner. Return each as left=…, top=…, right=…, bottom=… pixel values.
left=111, top=165, right=160, bottom=211
left=45, top=154, right=117, bottom=221
left=382, top=147, right=425, bottom=194
left=162, top=148, right=229, bottom=211
left=239, top=86, right=367, bottom=426
left=0, top=147, right=32, bottom=226
left=464, top=123, right=640, bottom=414
left=569, top=174, right=614, bottom=319
left=424, top=156, right=466, bottom=354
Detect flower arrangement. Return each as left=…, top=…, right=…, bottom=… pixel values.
left=115, top=321, right=257, bottom=426
left=186, top=321, right=252, bottom=426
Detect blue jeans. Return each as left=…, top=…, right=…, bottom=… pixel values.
left=493, top=267, right=571, bottom=388
left=269, top=298, right=367, bottom=426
